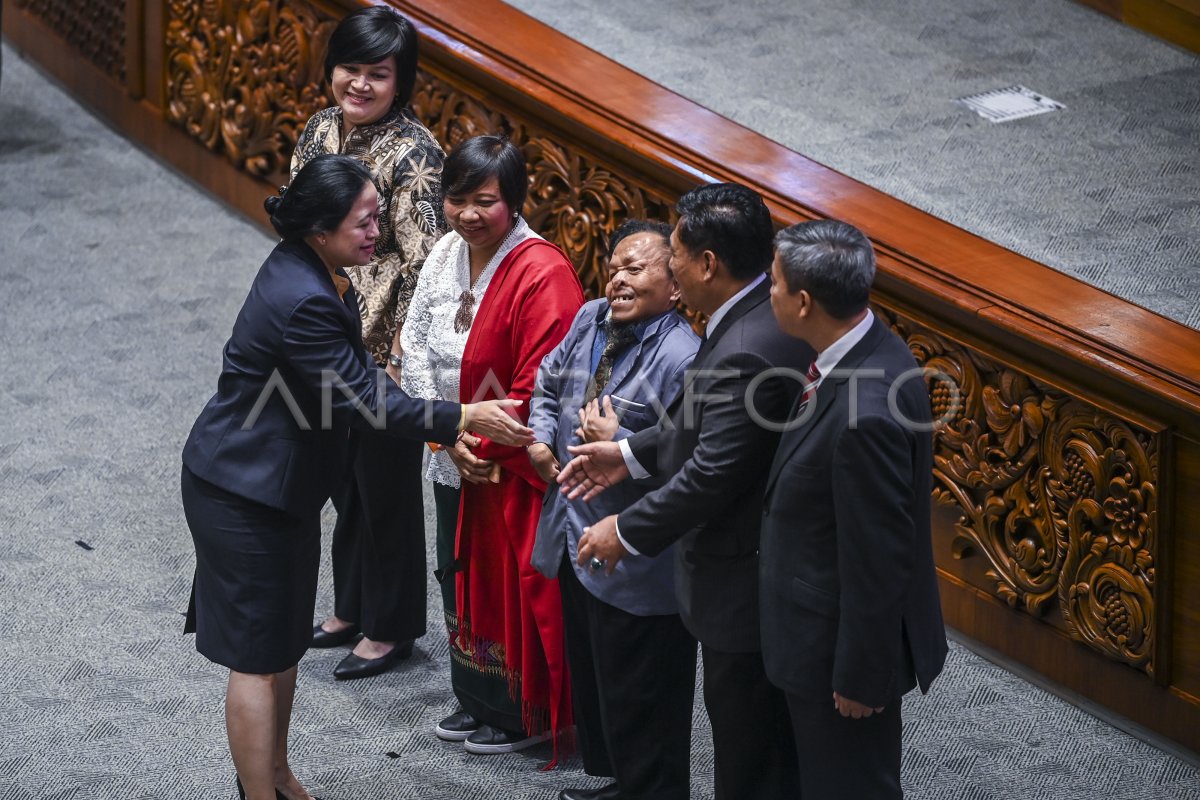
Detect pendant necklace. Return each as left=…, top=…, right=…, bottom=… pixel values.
left=454, top=222, right=524, bottom=333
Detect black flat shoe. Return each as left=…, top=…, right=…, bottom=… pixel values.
left=559, top=784, right=621, bottom=800
left=332, top=640, right=414, bottom=680
left=463, top=723, right=550, bottom=754
left=310, top=622, right=361, bottom=649
left=434, top=709, right=481, bottom=741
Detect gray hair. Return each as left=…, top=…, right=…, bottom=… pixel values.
left=773, top=219, right=875, bottom=319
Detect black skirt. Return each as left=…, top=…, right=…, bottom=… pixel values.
left=182, top=465, right=320, bottom=674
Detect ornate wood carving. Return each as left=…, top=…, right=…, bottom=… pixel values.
left=16, top=0, right=127, bottom=83
left=884, top=308, right=1159, bottom=675
left=524, top=136, right=672, bottom=293
left=411, top=77, right=518, bottom=153
left=164, top=0, right=335, bottom=183
left=413, top=70, right=675, bottom=298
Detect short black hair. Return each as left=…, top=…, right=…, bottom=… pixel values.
left=265, top=154, right=374, bottom=241
left=674, top=182, right=774, bottom=281
left=442, top=135, right=528, bottom=213
left=774, top=219, right=876, bottom=319
left=607, top=219, right=673, bottom=257
left=325, top=6, right=419, bottom=108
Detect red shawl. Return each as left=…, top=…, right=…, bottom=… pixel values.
left=456, top=238, right=584, bottom=761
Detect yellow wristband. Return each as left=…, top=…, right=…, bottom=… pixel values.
left=457, top=404, right=468, bottom=432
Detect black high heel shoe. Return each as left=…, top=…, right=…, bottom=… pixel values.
left=234, top=776, right=289, bottom=800
left=310, top=622, right=361, bottom=648
left=332, top=638, right=414, bottom=680
left=236, top=775, right=322, bottom=800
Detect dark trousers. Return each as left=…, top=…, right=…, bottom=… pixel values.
left=329, top=432, right=426, bottom=642
left=701, top=646, right=800, bottom=800
left=785, top=691, right=902, bottom=799
left=558, top=557, right=696, bottom=800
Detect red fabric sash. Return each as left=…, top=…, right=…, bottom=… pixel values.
left=455, top=238, right=583, bottom=764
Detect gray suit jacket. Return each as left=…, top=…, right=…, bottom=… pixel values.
left=529, top=299, right=700, bottom=615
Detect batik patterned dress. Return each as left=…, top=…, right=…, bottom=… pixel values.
left=289, top=105, right=445, bottom=644
left=290, top=105, right=444, bottom=362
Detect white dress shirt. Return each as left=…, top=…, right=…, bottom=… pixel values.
left=811, top=309, right=874, bottom=390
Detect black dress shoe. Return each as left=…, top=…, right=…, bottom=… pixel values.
left=558, top=783, right=620, bottom=800
left=309, top=622, right=361, bottom=648
left=332, top=640, right=414, bottom=680
left=435, top=709, right=481, bottom=741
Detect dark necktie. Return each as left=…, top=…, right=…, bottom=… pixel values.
left=584, top=323, right=637, bottom=404
left=693, top=325, right=710, bottom=363
left=795, top=361, right=821, bottom=419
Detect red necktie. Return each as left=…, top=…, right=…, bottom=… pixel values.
left=796, top=361, right=820, bottom=418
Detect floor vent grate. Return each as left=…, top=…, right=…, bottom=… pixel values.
left=956, top=85, right=1065, bottom=122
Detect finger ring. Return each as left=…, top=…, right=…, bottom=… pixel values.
left=588, top=557, right=606, bottom=572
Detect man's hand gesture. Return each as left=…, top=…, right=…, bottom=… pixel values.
left=556, top=440, right=629, bottom=501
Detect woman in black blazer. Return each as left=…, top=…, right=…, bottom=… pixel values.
left=181, top=154, right=531, bottom=800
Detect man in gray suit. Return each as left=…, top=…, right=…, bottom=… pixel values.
left=763, top=219, right=947, bottom=798
left=528, top=220, right=701, bottom=800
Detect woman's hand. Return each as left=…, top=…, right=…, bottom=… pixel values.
left=447, top=432, right=495, bottom=484
left=527, top=442, right=560, bottom=483
left=385, top=362, right=402, bottom=386
left=575, top=396, right=620, bottom=443
left=462, top=399, right=534, bottom=446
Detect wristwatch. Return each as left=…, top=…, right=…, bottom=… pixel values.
left=386, top=353, right=403, bottom=369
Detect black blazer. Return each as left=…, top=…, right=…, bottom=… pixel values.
left=617, top=279, right=814, bottom=652
left=760, top=315, right=947, bottom=706
left=182, top=239, right=459, bottom=516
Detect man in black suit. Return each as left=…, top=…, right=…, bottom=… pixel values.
left=558, top=183, right=811, bottom=799
left=762, top=219, right=949, bottom=798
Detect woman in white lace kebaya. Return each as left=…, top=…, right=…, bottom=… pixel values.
left=401, top=136, right=582, bottom=761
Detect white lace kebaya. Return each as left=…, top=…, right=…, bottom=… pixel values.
left=399, top=218, right=541, bottom=488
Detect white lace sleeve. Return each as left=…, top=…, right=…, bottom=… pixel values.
left=400, top=238, right=444, bottom=401
left=400, top=234, right=462, bottom=487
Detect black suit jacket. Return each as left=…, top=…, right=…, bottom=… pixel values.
left=182, top=240, right=458, bottom=517
left=618, top=279, right=814, bottom=652
left=760, top=315, right=947, bottom=706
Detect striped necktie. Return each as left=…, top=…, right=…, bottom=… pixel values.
left=795, top=361, right=821, bottom=419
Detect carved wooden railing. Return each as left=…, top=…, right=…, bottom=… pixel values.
left=8, top=0, right=1200, bottom=753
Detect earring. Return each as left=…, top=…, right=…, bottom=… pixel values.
left=318, top=235, right=327, bottom=246
left=513, top=211, right=519, bottom=219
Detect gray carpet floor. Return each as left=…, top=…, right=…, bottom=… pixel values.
left=504, top=0, right=1200, bottom=330
left=2, top=32, right=1200, bottom=800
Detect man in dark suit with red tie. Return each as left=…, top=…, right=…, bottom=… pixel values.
left=763, top=218, right=948, bottom=798
left=558, top=183, right=812, bottom=799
